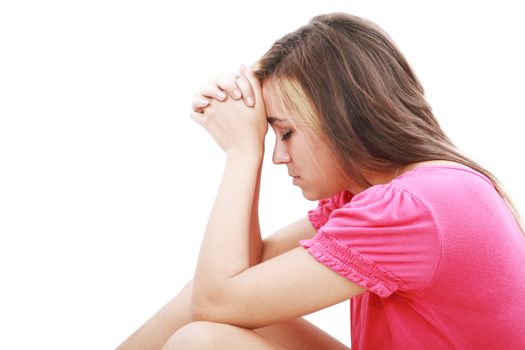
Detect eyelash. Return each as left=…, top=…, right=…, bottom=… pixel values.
left=281, top=129, right=293, bottom=141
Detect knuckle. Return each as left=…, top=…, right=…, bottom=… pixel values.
left=237, top=77, right=253, bottom=94
left=228, top=72, right=240, bottom=81
left=235, top=78, right=248, bottom=90
left=215, top=80, right=227, bottom=91
left=200, top=86, right=216, bottom=98
left=215, top=74, right=227, bottom=85
left=199, top=85, right=209, bottom=94
left=218, top=72, right=239, bottom=90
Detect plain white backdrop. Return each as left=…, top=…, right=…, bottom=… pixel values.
left=1, top=1, right=524, bottom=349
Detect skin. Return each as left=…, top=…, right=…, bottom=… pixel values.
left=181, top=67, right=366, bottom=350
left=117, top=218, right=352, bottom=350
left=118, top=66, right=469, bottom=350
left=262, top=79, right=376, bottom=200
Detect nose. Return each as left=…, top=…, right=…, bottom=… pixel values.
left=272, top=140, right=291, bottom=165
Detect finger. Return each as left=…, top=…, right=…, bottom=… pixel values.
left=241, top=64, right=262, bottom=106
left=235, top=74, right=255, bottom=107
left=200, top=83, right=227, bottom=101
left=191, top=96, right=211, bottom=113
left=216, top=72, right=243, bottom=100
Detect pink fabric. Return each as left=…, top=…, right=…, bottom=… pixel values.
left=298, top=165, right=525, bottom=349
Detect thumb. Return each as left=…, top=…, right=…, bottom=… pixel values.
left=190, top=111, right=207, bottom=128
left=241, top=64, right=263, bottom=106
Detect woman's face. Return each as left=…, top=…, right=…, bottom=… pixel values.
left=262, top=81, right=353, bottom=200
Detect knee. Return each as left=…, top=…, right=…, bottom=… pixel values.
left=161, top=321, right=215, bottom=350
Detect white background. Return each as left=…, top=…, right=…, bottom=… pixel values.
left=1, top=1, right=524, bottom=349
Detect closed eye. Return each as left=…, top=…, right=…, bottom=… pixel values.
left=281, top=128, right=293, bottom=141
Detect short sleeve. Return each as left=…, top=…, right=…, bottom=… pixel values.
left=299, top=184, right=441, bottom=298
left=307, top=190, right=355, bottom=230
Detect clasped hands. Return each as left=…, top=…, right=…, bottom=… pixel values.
left=190, top=65, right=268, bottom=158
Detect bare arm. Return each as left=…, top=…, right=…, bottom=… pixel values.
left=248, top=150, right=263, bottom=267
left=191, top=152, right=263, bottom=309
left=115, top=216, right=316, bottom=350
left=261, top=217, right=316, bottom=261
left=189, top=149, right=366, bottom=330
left=192, top=68, right=262, bottom=268
left=188, top=75, right=361, bottom=332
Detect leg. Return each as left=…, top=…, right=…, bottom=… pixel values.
left=161, top=321, right=287, bottom=350
left=118, top=217, right=347, bottom=349
left=162, top=320, right=351, bottom=350
left=116, top=280, right=194, bottom=350
left=117, top=278, right=349, bottom=350
left=254, top=317, right=350, bottom=350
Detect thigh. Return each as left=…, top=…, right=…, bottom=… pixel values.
left=254, top=317, right=350, bottom=350
left=116, top=280, right=194, bottom=349
left=118, top=217, right=319, bottom=349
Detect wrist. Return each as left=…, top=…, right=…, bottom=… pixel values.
left=226, top=146, right=264, bottom=163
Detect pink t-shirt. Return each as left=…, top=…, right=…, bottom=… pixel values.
left=298, top=165, right=525, bottom=349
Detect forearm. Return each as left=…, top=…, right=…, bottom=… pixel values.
left=248, top=153, right=263, bottom=267
left=192, top=150, right=263, bottom=304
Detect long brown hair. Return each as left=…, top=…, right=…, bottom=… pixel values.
left=254, top=12, right=524, bottom=234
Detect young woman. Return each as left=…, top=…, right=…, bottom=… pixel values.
left=118, top=12, right=525, bottom=350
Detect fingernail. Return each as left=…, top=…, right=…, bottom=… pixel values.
left=216, top=91, right=226, bottom=100
left=246, top=97, right=254, bottom=107
left=233, top=90, right=241, bottom=99
left=200, top=99, right=209, bottom=106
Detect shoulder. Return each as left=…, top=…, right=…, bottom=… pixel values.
left=306, top=183, right=443, bottom=296
left=397, top=161, right=494, bottom=189
left=330, top=183, right=435, bottom=227
left=307, top=190, right=354, bottom=229
left=392, top=164, right=497, bottom=209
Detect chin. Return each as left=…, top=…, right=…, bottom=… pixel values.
left=300, top=188, right=323, bottom=201
left=302, top=185, right=343, bottom=201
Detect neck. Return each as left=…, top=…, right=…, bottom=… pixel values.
left=349, top=166, right=405, bottom=195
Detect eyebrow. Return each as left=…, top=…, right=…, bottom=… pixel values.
left=267, top=116, right=288, bottom=125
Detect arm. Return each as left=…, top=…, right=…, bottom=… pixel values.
left=190, top=151, right=366, bottom=329
left=261, top=217, right=316, bottom=261
left=248, top=150, right=263, bottom=267
left=190, top=65, right=267, bottom=308
left=191, top=151, right=262, bottom=311
left=188, top=67, right=367, bottom=328
left=192, top=68, right=262, bottom=267
left=192, top=245, right=366, bottom=329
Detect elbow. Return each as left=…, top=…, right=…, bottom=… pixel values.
left=191, top=292, right=217, bottom=322
left=190, top=301, right=207, bottom=322
left=191, top=279, right=234, bottom=323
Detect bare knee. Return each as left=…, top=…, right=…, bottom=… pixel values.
left=161, top=321, right=214, bottom=350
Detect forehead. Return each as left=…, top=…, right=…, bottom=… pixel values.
left=262, top=80, right=283, bottom=115
left=262, top=80, right=297, bottom=126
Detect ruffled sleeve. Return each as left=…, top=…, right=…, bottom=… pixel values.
left=299, top=184, right=441, bottom=298
left=307, top=190, right=355, bottom=230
